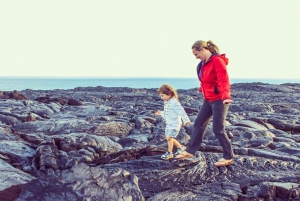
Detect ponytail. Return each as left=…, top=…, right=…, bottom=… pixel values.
left=206, top=40, right=219, bottom=54
left=192, top=40, right=220, bottom=54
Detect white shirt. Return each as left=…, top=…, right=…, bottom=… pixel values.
left=160, top=97, right=190, bottom=130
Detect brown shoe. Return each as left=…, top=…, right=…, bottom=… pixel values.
left=175, top=151, right=194, bottom=159
left=214, top=158, right=233, bottom=166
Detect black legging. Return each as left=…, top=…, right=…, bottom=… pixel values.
left=186, top=99, right=234, bottom=160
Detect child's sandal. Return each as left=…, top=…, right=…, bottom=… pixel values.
left=214, top=158, right=233, bottom=166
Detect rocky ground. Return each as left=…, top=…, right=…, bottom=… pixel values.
left=1, top=82, right=300, bottom=201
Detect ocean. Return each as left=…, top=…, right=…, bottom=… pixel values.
left=1, top=77, right=300, bottom=91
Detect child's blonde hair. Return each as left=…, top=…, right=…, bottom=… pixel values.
left=157, top=84, right=178, bottom=100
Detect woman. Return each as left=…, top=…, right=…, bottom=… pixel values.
left=175, top=40, right=234, bottom=166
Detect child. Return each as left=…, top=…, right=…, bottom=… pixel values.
left=155, top=84, right=191, bottom=160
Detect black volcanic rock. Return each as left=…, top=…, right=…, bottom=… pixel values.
left=15, top=163, right=144, bottom=201
left=0, top=82, right=300, bottom=200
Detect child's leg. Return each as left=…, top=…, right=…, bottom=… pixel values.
left=172, top=138, right=183, bottom=148
left=167, top=137, right=173, bottom=152
left=161, top=137, right=175, bottom=160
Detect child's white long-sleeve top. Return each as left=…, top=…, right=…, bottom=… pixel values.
left=160, top=97, right=190, bottom=130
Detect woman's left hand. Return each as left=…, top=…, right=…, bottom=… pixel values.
left=223, top=99, right=234, bottom=104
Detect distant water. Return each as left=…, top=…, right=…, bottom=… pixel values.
left=0, top=77, right=300, bottom=91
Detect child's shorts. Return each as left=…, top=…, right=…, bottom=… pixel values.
left=165, top=129, right=179, bottom=138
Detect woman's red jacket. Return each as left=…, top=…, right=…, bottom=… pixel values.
left=197, top=53, right=231, bottom=102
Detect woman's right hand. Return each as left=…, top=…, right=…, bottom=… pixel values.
left=155, top=110, right=161, bottom=116
left=223, top=99, right=234, bottom=104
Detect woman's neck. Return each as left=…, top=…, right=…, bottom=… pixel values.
left=204, top=52, right=212, bottom=62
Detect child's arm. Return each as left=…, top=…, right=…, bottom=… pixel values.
left=173, top=101, right=190, bottom=125
left=155, top=110, right=161, bottom=115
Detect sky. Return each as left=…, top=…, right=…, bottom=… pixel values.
left=1, top=0, right=300, bottom=79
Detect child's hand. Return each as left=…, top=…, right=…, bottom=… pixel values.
left=155, top=110, right=161, bottom=116
left=184, top=122, right=191, bottom=126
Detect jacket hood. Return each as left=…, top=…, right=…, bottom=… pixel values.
left=211, top=53, right=229, bottom=65
left=197, top=53, right=229, bottom=69
left=196, top=53, right=229, bottom=81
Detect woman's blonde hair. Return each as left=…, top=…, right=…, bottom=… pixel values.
left=157, top=84, right=178, bottom=100
left=191, top=40, right=219, bottom=54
